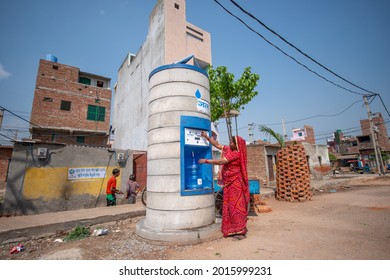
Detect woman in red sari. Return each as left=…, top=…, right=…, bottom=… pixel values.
left=199, top=132, right=250, bottom=240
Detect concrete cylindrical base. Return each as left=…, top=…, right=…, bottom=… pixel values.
left=136, top=218, right=221, bottom=245
left=136, top=63, right=219, bottom=244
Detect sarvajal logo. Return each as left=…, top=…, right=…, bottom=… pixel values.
left=194, top=89, right=210, bottom=114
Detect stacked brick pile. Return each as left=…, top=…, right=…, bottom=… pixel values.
left=276, top=143, right=312, bottom=202
left=249, top=194, right=272, bottom=213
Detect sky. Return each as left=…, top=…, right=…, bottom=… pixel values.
left=0, top=0, right=389, bottom=146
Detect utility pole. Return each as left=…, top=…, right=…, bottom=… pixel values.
left=0, top=109, right=4, bottom=129
left=363, top=95, right=385, bottom=175
left=282, top=118, right=288, bottom=141
left=248, top=123, right=254, bottom=144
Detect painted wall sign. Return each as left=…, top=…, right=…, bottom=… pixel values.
left=194, top=89, right=210, bottom=114
left=68, top=167, right=107, bottom=180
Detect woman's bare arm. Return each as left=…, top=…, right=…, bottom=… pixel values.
left=201, top=131, right=223, bottom=150
left=198, top=157, right=228, bottom=165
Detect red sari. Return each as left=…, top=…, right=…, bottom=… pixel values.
left=219, top=136, right=250, bottom=237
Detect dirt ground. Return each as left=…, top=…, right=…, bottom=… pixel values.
left=1, top=176, right=389, bottom=260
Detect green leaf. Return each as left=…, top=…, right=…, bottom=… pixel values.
left=208, top=66, right=260, bottom=139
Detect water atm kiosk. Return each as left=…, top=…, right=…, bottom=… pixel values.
left=180, top=116, right=213, bottom=196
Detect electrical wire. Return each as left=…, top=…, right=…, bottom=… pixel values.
left=377, top=95, right=390, bottom=117
left=218, top=99, right=362, bottom=133
left=216, top=1, right=390, bottom=120
left=0, top=105, right=108, bottom=145
left=212, top=0, right=366, bottom=96
left=0, top=105, right=39, bottom=128
left=218, top=113, right=389, bottom=144
left=264, top=100, right=363, bottom=126
left=0, top=133, right=16, bottom=141
left=228, top=0, right=380, bottom=96
left=313, top=119, right=389, bottom=142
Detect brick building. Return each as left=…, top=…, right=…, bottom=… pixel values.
left=247, top=143, right=271, bottom=187
left=360, top=112, right=390, bottom=152
left=331, top=112, right=389, bottom=171
left=30, top=57, right=112, bottom=147
left=291, top=125, right=315, bottom=144
left=0, top=146, right=12, bottom=189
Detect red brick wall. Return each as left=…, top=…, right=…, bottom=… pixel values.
left=30, top=60, right=111, bottom=145
left=304, top=125, right=315, bottom=144
left=0, top=147, right=13, bottom=184
left=30, top=133, right=108, bottom=146
left=133, top=153, right=147, bottom=188
left=246, top=144, right=268, bottom=186
left=360, top=114, right=390, bottom=151
left=360, top=119, right=370, bottom=135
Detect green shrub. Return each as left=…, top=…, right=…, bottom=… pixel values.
left=64, top=225, right=90, bottom=241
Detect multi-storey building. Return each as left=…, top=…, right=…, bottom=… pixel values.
left=112, top=0, right=212, bottom=151
left=331, top=112, right=390, bottom=171
left=358, top=112, right=390, bottom=170
left=360, top=112, right=390, bottom=152
left=30, top=57, right=112, bottom=147
left=290, top=125, right=315, bottom=144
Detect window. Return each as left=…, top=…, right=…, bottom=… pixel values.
left=76, top=136, right=85, bottom=144
left=87, top=105, right=105, bottom=122
left=186, top=26, right=203, bottom=36
left=79, top=77, right=91, bottom=85
left=97, top=81, right=104, bottom=88
left=174, top=3, right=179, bottom=9
left=43, top=97, right=53, bottom=102
left=53, top=65, right=58, bottom=70
left=60, top=100, right=71, bottom=111
left=186, top=26, right=204, bottom=42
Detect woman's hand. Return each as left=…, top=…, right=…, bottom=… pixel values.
left=200, top=131, right=223, bottom=150
left=198, top=158, right=207, bottom=164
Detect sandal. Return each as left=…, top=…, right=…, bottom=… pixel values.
left=232, top=234, right=246, bottom=241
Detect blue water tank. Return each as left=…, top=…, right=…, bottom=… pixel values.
left=45, top=54, right=58, bottom=62
left=213, top=179, right=260, bottom=194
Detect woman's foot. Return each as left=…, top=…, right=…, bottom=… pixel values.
left=232, top=234, right=246, bottom=241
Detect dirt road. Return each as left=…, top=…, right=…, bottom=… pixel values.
left=1, top=176, right=389, bottom=260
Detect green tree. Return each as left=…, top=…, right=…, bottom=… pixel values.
left=259, top=125, right=286, bottom=148
left=209, top=66, right=260, bottom=139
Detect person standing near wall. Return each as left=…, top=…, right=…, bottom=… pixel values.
left=106, top=168, right=123, bottom=206
left=198, top=131, right=250, bottom=240
left=125, top=174, right=140, bottom=204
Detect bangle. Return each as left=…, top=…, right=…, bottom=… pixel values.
left=206, top=159, right=209, bottom=163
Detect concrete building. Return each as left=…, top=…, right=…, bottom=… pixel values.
left=331, top=112, right=389, bottom=171
left=1, top=142, right=131, bottom=216
left=30, top=57, right=112, bottom=147
left=291, top=125, right=315, bottom=144
left=0, top=146, right=12, bottom=190
left=111, top=0, right=212, bottom=151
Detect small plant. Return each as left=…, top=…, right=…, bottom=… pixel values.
left=64, top=225, right=90, bottom=241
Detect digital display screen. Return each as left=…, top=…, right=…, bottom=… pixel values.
left=184, top=128, right=208, bottom=146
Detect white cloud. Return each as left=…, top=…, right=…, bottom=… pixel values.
left=0, top=63, right=11, bottom=80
